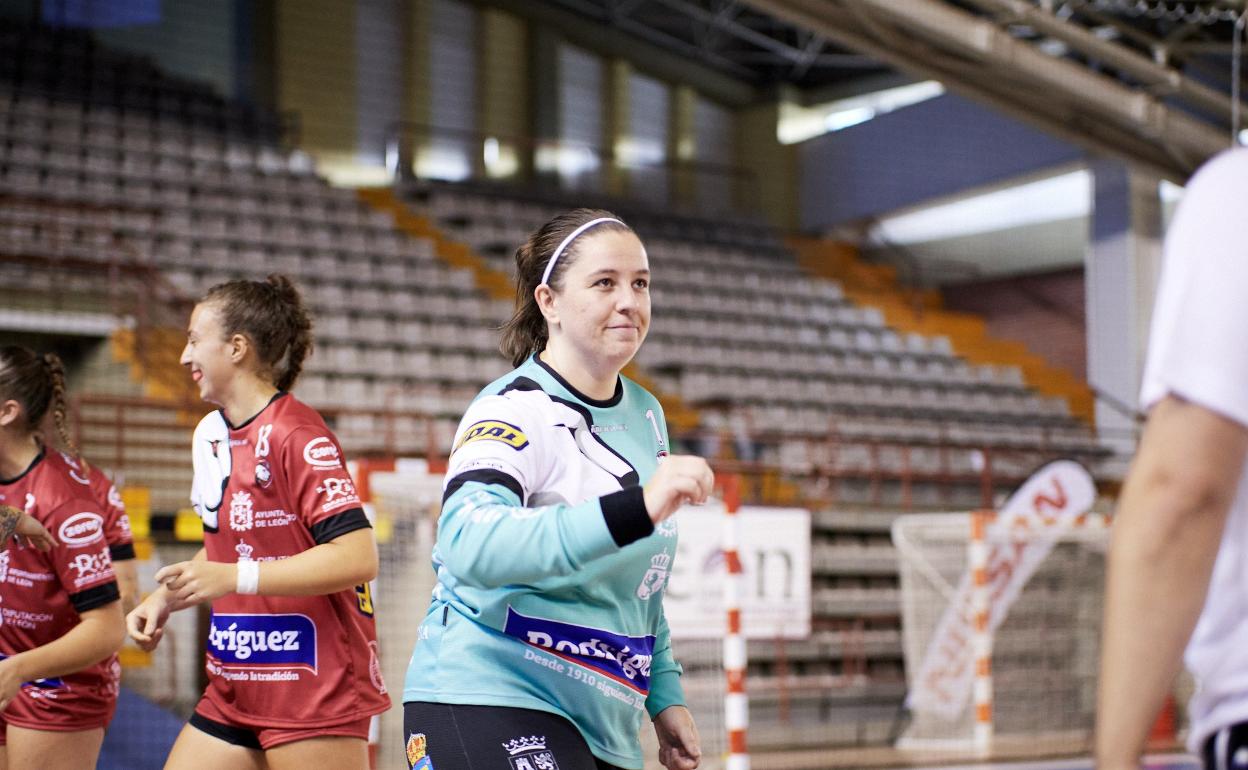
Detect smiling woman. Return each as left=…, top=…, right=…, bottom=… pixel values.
left=127, top=275, right=388, bottom=770
left=403, top=209, right=711, bottom=770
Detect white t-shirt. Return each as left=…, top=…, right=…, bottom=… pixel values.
left=1139, top=147, right=1248, bottom=751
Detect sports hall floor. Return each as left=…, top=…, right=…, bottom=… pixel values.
left=917, top=755, right=1197, bottom=770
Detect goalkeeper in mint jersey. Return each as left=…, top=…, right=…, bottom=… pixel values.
left=403, top=209, right=712, bottom=770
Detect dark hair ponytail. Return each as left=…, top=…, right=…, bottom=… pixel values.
left=499, top=208, right=631, bottom=367
left=202, top=274, right=314, bottom=391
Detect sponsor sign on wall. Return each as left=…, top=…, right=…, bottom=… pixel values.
left=664, top=505, right=811, bottom=639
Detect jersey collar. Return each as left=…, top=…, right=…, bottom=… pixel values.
left=533, top=354, right=623, bottom=408
left=0, top=445, right=45, bottom=486
left=221, top=391, right=287, bottom=431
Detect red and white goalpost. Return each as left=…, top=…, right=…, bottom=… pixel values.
left=366, top=467, right=810, bottom=770
left=719, top=475, right=750, bottom=770
left=659, top=475, right=811, bottom=770
left=893, top=460, right=1109, bottom=758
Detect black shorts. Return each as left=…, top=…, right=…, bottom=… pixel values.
left=189, top=711, right=263, bottom=751
left=1203, top=721, right=1248, bottom=770
left=402, top=702, right=625, bottom=770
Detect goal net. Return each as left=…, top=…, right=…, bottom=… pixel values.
left=891, top=510, right=1108, bottom=759
left=368, top=465, right=442, bottom=770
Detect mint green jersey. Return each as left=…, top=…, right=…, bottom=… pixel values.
left=403, top=356, right=683, bottom=768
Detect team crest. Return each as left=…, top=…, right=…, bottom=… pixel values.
left=453, top=420, right=529, bottom=453
left=229, top=491, right=254, bottom=532
left=254, top=460, right=272, bottom=489
left=636, top=550, right=671, bottom=600
left=235, top=541, right=254, bottom=561
left=406, top=733, right=432, bottom=770
left=502, top=736, right=558, bottom=770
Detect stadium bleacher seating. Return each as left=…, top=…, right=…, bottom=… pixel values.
left=0, top=19, right=1110, bottom=754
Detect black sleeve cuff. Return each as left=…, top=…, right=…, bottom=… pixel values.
left=109, top=543, right=136, bottom=562
left=601, top=486, right=654, bottom=547
left=311, top=508, right=372, bottom=545
left=71, top=581, right=121, bottom=613
left=443, top=469, right=525, bottom=506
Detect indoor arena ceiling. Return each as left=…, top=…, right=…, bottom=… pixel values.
left=519, top=0, right=1248, bottom=181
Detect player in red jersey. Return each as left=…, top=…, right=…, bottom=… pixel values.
left=80, top=461, right=137, bottom=612
left=127, top=275, right=388, bottom=770
left=0, top=347, right=125, bottom=770
left=51, top=452, right=140, bottom=614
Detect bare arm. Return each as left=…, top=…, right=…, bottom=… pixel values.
left=0, top=600, right=124, bottom=709
left=1096, top=396, right=1248, bottom=769
left=11, top=602, right=124, bottom=680
left=113, top=558, right=140, bottom=615
left=126, top=548, right=205, bottom=650
left=0, top=505, right=55, bottom=551
left=157, top=528, right=377, bottom=605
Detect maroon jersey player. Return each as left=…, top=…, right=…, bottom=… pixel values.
left=127, top=275, right=388, bottom=770
left=0, top=347, right=123, bottom=770
left=54, top=454, right=139, bottom=614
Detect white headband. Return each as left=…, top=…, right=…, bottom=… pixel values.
left=539, top=217, right=623, bottom=286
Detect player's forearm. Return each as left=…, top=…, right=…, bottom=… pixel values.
left=1096, top=463, right=1231, bottom=765
left=253, top=528, right=377, bottom=596
left=114, top=559, right=140, bottom=614
left=440, top=485, right=648, bottom=587
left=9, top=603, right=124, bottom=682
left=154, top=548, right=205, bottom=612
left=0, top=505, right=21, bottom=543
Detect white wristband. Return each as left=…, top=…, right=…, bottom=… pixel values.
left=236, top=560, right=260, bottom=595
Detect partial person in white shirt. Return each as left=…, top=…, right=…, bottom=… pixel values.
left=1096, top=147, right=1248, bottom=770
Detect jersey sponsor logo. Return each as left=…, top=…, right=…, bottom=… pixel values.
left=406, top=733, right=432, bottom=770
left=355, top=581, right=374, bottom=617
left=252, top=508, right=296, bottom=529
left=67, top=550, right=113, bottom=589
left=233, top=539, right=283, bottom=562
left=303, top=437, right=343, bottom=469
left=207, top=613, right=317, bottom=673
left=107, top=484, right=124, bottom=511
left=316, top=477, right=360, bottom=513
left=502, top=736, right=558, bottom=770
left=503, top=608, right=654, bottom=694
left=229, top=491, right=254, bottom=532
left=117, top=513, right=132, bottom=535
left=590, top=424, right=626, bottom=434
left=635, top=549, right=671, bottom=600
left=368, top=640, right=386, bottom=694
left=453, top=421, right=529, bottom=453
left=0, top=551, right=54, bottom=588
left=1, top=607, right=54, bottom=630
left=58, top=512, right=104, bottom=546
